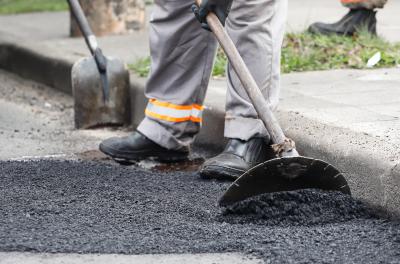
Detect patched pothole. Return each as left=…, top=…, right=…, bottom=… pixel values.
left=0, top=160, right=399, bottom=263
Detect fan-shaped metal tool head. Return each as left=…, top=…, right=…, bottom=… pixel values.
left=219, top=156, right=351, bottom=206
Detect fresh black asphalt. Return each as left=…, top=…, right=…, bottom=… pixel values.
left=0, top=160, right=399, bottom=263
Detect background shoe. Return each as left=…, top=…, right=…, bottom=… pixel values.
left=99, top=131, right=189, bottom=163
left=200, top=137, right=274, bottom=181
left=308, top=8, right=377, bottom=36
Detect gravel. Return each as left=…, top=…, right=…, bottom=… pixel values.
left=222, top=189, right=387, bottom=226
left=0, top=160, right=399, bottom=263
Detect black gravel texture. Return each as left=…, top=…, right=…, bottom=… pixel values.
left=222, top=190, right=388, bottom=226
left=0, top=160, right=399, bottom=264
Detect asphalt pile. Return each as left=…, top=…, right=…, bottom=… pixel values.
left=222, top=189, right=385, bottom=226
left=0, top=160, right=399, bottom=263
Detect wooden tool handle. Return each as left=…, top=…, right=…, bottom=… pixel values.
left=67, top=0, right=98, bottom=55
left=195, top=0, right=287, bottom=145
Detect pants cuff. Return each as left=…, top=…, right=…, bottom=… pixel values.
left=137, top=117, right=187, bottom=151
left=224, top=116, right=270, bottom=141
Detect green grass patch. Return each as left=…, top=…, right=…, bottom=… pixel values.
left=282, top=31, right=400, bottom=73
left=129, top=31, right=400, bottom=77
left=0, top=0, right=68, bottom=14
left=130, top=57, right=151, bottom=78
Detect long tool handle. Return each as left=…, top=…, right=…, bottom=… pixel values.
left=196, top=1, right=287, bottom=146
left=67, top=0, right=98, bottom=54
left=67, top=0, right=109, bottom=102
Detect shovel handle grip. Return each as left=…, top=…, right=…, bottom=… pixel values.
left=194, top=0, right=287, bottom=145
left=67, top=0, right=98, bottom=55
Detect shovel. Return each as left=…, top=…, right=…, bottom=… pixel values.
left=68, top=0, right=130, bottom=129
left=194, top=1, right=351, bottom=206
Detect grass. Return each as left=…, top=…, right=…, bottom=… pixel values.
left=129, top=31, right=400, bottom=77
left=0, top=0, right=68, bottom=14
left=130, top=57, right=152, bottom=78
left=282, top=31, right=400, bottom=73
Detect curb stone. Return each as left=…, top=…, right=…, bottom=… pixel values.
left=0, top=42, right=75, bottom=94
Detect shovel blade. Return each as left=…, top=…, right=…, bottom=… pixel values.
left=219, top=156, right=351, bottom=206
left=72, top=56, right=130, bottom=129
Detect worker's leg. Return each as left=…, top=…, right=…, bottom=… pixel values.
left=224, top=0, right=287, bottom=140
left=200, top=0, right=288, bottom=180
left=100, top=0, right=218, bottom=161
left=137, top=0, right=218, bottom=151
left=308, top=0, right=387, bottom=36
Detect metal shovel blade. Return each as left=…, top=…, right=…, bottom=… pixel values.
left=72, top=56, right=130, bottom=129
left=219, top=156, right=351, bottom=206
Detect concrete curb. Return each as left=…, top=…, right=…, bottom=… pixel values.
left=279, top=111, right=400, bottom=216
left=0, top=42, right=74, bottom=94
left=0, top=41, right=399, bottom=217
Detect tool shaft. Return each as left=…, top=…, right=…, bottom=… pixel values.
left=67, top=0, right=110, bottom=103
left=67, top=0, right=98, bottom=54
left=195, top=0, right=287, bottom=145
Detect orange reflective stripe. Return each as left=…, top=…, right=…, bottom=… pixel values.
left=149, top=99, right=204, bottom=111
left=193, top=104, right=204, bottom=111
left=146, top=99, right=204, bottom=123
left=190, top=116, right=202, bottom=123
left=145, top=109, right=202, bottom=123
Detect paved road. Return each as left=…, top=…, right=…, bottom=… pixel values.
left=0, top=70, right=399, bottom=263
left=0, top=160, right=399, bottom=264
left=0, top=252, right=259, bottom=264
left=0, top=5, right=400, bottom=263
left=0, top=70, right=259, bottom=264
left=0, top=70, right=128, bottom=160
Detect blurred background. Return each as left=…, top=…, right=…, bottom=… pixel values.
left=0, top=0, right=399, bottom=76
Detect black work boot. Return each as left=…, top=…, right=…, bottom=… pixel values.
left=308, top=8, right=377, bottom=36
left=200, top=137, right=273, bottom=181
left=99, top=131, right=189, bottom=163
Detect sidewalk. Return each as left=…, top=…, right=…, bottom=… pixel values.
left=0, top=8, right=399, bottom=216
left=1, top=0, right=399, bottom=43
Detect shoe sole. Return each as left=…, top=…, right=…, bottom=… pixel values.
left=199, top=165, right=245, bottom=181
left=99, top=143, right=189, bottom=163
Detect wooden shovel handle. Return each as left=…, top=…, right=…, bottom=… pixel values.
left=194, top=0, right=287, bottom=145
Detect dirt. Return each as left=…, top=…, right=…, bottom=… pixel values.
left=0, top=69, right=130, bottom=160
left=0, top=160, right=399, bottom=263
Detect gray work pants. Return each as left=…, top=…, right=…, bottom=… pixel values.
left=137, top=0, right=288, bottom=150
